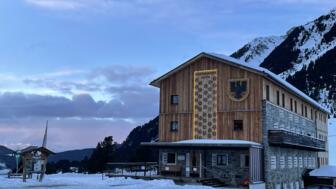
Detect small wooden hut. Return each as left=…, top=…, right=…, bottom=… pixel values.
left=20, top=146, right=55, bottom=182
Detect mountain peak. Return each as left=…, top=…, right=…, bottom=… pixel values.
left=231, top=35, right=284, bottom=66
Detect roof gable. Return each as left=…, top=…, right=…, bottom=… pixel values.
left=150, top=52, right=330, bottom=113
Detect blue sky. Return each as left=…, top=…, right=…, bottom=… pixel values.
left=0, top=0, right=335, bottom=153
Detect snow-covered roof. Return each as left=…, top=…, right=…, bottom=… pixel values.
left=150, top=52, right=330, bottom=113
left=309, top=166, right=336, bottom=177
left=141, top=139, right=262, bottom=148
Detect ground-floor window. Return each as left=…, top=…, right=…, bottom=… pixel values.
left=167, top=153, right=176, bottom=164
left=240, top=154, right=249, bottom=168
left=271, top=156, right=277, bottom=169
left=217, top=154, right=228, bottom=166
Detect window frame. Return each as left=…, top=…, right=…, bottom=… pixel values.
left=166, top=152, right=177, bottom=165
left=240, top=154, right=249, bottom=168
left=290, top=98, right=293, bottom=111
left=170, top=121, right=179, bottom=132
left=266, top=85, right=270, bottom=101
left=170, top=95, right=179, bottom=105
left=276, top=90, right=280, bottom=105
left=305, top=106, right=307, bottom=117
left=233, top=120, right=243, bottom=131
left=217, top=154, right=228, bottom=166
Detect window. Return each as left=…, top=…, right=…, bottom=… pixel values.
left=294, top=157, right=298, bottom=167
left=217, top=154, right=228, bottom=166
left=301, top=104, right=304, bottom=116
left=290, top=98, right=293, bottom=111
left=170, top=121, right=178, bottom=132
left=171, top=95, right=179, bottom=105
left=167, top=153, right=176, bottom=164
left=280, top=156, right=285, bottom=169
left=305, top=106, right=307, bottom=117
left=299, top=157, right=303, bottom=168
left=282, top=93, right=285, bottom=107
left=266, top=85, right=270, bottom=101
left=271, top=156, right=277, bottom=169
left=303, top=157, right=307, bottom=167
left=240, top=154, right=249, bottom=168
left=311, top=109, right=313, bottom=120
left=288, top=156, right=293, bottom=168
left=294, top=101, right=297, bottom=113
left=233, top=120, right=243, bottom=131
left=276, top=90, right=280, bottom=105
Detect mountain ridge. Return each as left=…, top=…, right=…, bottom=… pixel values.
left=231, top=8, right=336, bottom=116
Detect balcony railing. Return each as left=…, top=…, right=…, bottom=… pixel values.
left=268, top=130, right=325, bottom=151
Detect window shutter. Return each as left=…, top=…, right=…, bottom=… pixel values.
left=162, top=152, right=167, bottom=164
left=212, top=153, right=217, bottom=166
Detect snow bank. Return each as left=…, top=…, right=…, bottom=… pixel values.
left=0, top=173, right=212, bottom=189
left=309, top=165, right=336, bottom=177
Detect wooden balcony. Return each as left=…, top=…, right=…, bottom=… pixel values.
left=268, top=130, right=325, bottom=151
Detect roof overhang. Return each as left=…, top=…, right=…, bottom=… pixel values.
left=141, top=139, right=263, bottom=149
left=149, top=52, right=330, bottom=114
left=20, top=146, right=55, bottom=155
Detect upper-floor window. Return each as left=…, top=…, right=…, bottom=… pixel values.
left=171, top=95, right=179, bottom=105
left=301, top=104, right=304, bottom=116
left=271, top=156, right=277, bottom=169
left=294, top=101, right=297, bottom=113
left=290, top=98, right=293, bottom=111
left=311, top=109, right=313, bottom=120
left=276, top=90, right=280, bottom=105
left=305, top=106, right=307, bottom=117
left=233, top=120, right=243, bottom=131
left=282, top=93, right=285, bottom=108
left=266, top=85, right=270, bottom=101
left=170, top=121, right=178, bottom=132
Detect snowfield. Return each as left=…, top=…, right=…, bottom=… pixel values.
left=0, top=173, right=212, bottom=189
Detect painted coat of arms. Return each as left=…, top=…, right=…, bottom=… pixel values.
left=228, top=78, right=249, bottom=101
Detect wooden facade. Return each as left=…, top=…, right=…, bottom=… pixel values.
left=158, top=56, right=264, bottom=143
left=152, top=53, right=329, bottom=146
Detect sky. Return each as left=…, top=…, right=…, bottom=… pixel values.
left=0, top=0, right=336, bottom=153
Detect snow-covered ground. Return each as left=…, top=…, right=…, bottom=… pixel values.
left=0, top=173, right=212, bottom=189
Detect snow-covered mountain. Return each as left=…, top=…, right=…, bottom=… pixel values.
left=231, top=36, right=285, bottom=67
left=231, top=9, right=336, bottom=116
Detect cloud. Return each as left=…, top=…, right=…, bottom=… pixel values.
left=0, top=90, right=158, bottom=119
left=23, top=0, right=163, bottom=11
left=24, top=0, right=86, bottom=10
left=21, top=65, right=156, bottom=99
left=89, top=65, right=155, bottom=83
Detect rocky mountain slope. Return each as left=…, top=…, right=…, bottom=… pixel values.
left=232, top=9, right=336, bottom=116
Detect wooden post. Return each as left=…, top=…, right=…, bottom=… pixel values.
left=22, top=158, right=26, bottom=182
left=39, top=158, right=47, bottom=182
left=144, top=162, right=146, bottom=177
left=199, top=152, right=202, bottom=178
